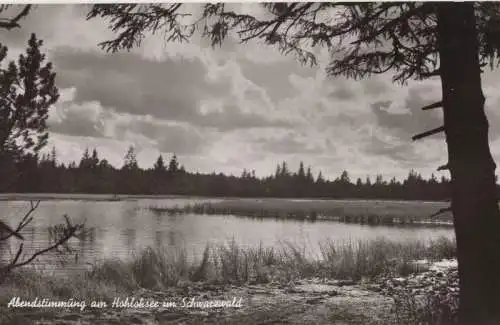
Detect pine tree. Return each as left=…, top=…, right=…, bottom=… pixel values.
left=154, top=155, right=166, bottom=172
left=274, top=164, right=281, bottom=179
left=306, top=166, right=314, bottom=183
left=50, top=146, right=57, bottom=167
left=123, top=146, right=138, bottom=170
left=0, top=33, right=58, bottom=191
left=340, top=170, right=350, bottom=184
left=79, top=148, right=90, bottom=169
left=90, top=148, right=99, bottom=168
left=316, top=171, right=324, bottom=184
left=0, top=33, right=58, bottom=158
left=98, top=159, right=110, bottom=169
left=168, top=154, right=179, bottom=174
left=297, top=161, right=306, bottom=180
left=280, top=161, right=289, bottom=177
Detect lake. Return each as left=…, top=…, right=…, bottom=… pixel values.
left=0, top=196, right=455, bottom=274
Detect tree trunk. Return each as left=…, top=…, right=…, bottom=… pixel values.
left=437, top=3, right=500, bottom=325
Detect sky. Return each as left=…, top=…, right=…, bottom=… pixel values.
left=2, top=4, right=500, bottom=182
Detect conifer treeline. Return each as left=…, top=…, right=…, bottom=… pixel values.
left=1, top=146, right=454, bottom=201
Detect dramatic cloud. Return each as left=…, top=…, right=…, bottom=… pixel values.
left=52, top=48, right=229, bottom=121
left=371, top=81, right=444, bottom=142
left=237, top=57, right=317, bottom=103
left=254, top=131, right=329, bottom=155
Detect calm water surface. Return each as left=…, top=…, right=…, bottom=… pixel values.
left=0, top=197, right=454, bottom=273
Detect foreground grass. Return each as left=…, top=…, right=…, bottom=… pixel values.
left=0, top=236, right=455, bottom=305
left=391, top=290, right=459, bottom=325
left=150, top=198, right=454, bottom=225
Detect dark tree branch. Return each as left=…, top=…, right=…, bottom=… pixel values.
left=420, top=69, right=440, bottom=77
left=0, top=200, right=39, bottom=241
left=351, top=3, right=433, bottom=45
left=438, top=163, right=450, bottom=171
left=0, top=200, right=85, bottom=279
left=0, top=5, right=31, bottom=30
left=422, top=101, right=443, bottom=110
left=1, top=213, right=85, bottom=273
left=412, top=126, right=445, bottom=141
left=0, top=221, right=23, bottom=240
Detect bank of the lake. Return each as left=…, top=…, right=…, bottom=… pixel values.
left=0, top=193, right=195, bottom=202
left=0, top=193, right=450, bottom=204
left=0, top=238, right=458, bottom=325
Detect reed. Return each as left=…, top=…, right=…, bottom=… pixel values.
left=0, top=236, right=456, bottom=303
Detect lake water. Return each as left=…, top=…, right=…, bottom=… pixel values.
left=0, top=197, right=454, bottom=273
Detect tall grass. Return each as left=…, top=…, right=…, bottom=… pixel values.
left=318, top=236, right=455, bottom=280
left=0, top=236, right=456, bottom=303
left=389, top=282, right=459, bottom=325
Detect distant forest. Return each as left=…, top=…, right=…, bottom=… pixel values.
left=0, top=146, right=457, bottom=201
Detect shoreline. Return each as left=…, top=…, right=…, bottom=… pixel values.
left=0, top=193, right=450, bottom=203
left=0, top=194, right=455, bottom=227
left=0, top=257, right=458, bottom=325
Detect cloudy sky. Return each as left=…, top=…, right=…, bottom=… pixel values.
left=2, top=4, right=500, bottom=181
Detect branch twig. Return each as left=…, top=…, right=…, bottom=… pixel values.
left=0, top=200, right=40, bottom=241
left=437, top=163, right=450, bottom=171
left=422, top=101, right=443, bottom=111
left=0, top=5, right=31, bottom=30
left=0, top=201, right=85, bottom=277
left=412, top=126, right=445, bottom=141
left=0, top=221, right=24, bottom=240
left=1, top=214, right=84, bottom=273
left=420, top=69, right=440, bottom=78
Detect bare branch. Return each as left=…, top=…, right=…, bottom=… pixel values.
left=412, top=126, right=445, bottom=141
left=0, top=5, right=31, bottom=30
left=10, top=243, right=23, bottom=265
left=0, top=200, right=85, bottom=278
left=420, top=69, right=440, bottom=77
left=422, top=101, right=443, bottom=110
left=0, top=200, right=40, bottom=241
left=1, top=216, right=85, bottom=273
left=0, top=221, right=24, bottom=240
left=438, top=163, right=450, bottom=171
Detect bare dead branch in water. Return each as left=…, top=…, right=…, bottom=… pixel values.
left=0, top=201, right=85, bottom=278
left=0, top=200, right=39, bottom=241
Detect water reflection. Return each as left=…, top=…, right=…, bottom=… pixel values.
left=0, top=198, right=455, bottom=274
left=121, top=228, right=137, bottom=251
